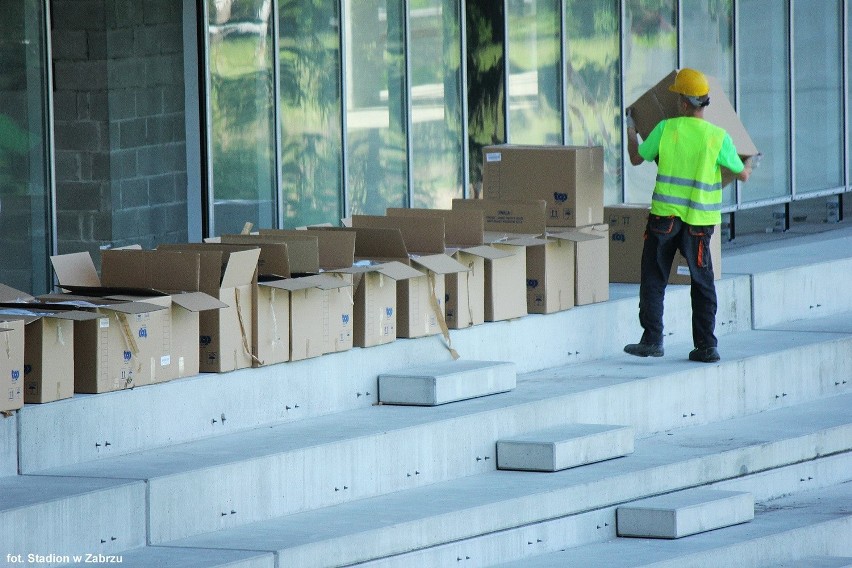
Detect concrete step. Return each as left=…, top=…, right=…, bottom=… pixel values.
left=15, top=272, right=752, bottom=474
left=769, top=557, right=852, bottom=568
left=497, top=423, right=633, bottom=472
left=0, top=476, right=146, bottom=564
left=0, top=414, right=16, bottom=477
left=378, top=360, right=516, bottom=405
left=55, top=548, right=274, bottom=568
left=153, top=394, right=852, bottom=567
left=24, top=319, right=852, bottom=544
left=492, top=483, right=852, bottom=568
left=616, top=489, right=754, bottom=539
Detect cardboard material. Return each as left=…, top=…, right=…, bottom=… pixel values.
left=508, top=236, right=574, bottom=314
left=338, top=225, right=468, bottom=339
left=548, top=225, right=610, bottom=305
left=452, top=198, right=547, bottom=238
left=605, top=204, right=722, bottom=285
left=480, top=145, right=605, bottom=227
left=628, top=70, right=759, bottom=187
left=156, top=244, right=261, bottom=373
left=0, top=309, right=75, bottom=404
left=0, top=319, right=24, bottom=412
left=484, top=243, right=528, bottom=322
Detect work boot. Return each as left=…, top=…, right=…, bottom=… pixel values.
left=689, top=346, right=720, bottom=363
left=624, top=342, right=664, bottom=358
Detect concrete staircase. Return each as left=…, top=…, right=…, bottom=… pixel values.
left=1, top=225, right=850, bottom=568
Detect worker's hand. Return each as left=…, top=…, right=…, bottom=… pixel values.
left=625, top=108, right=636, bottom=131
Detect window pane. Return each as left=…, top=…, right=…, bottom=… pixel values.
left=208, top=0, right=277, bottom=235
left=507, top=0, right=562, bottom=145
left=280, top=1, right=343, bottom=227
left=466, top=1, right=505, bottom=194
left=409, top=0, right=465, bottom=209
left=681, top=0, right=736, bottom=206
left=623, top=0, right=677, bottom=204
left=346, top=1, right=408, bottom=215
left=0, top=1, right=51, bottom=294
left=564, top=0, right=620, bottom=205
left=738, top=0, right=790, bottom=203
left=794, top=0, right=843, bottom=193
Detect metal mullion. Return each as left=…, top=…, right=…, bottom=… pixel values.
left=788, top=0, right=796, bottom=202
left=619, top=0, right=627, bottom=203
left=561, top=0, right=569, bottom=145
left=271, top=0, right=284, bottom=228
left=844, top=0, right=849, bottom=191
left=733, top=0, right=742, bottom=208
left=460, top=0, right=470, bottom=198
left=503, top=0, right=511, bottom=141
left=340, top=0, right=350, bottom=217
left=404, top=0, right=414, bottom=208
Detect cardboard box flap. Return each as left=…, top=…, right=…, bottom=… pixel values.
left=96, top=300, right=169, bottom=314
left=259, top=275, right=325, bottom=293
left=221, top=234, right=320, bottom=275
left=373, top=260, right=424, bottom=280
left=50, top=251, right=101, bottom=287
left=457, top=244, right=516, bottom=260
left=0, top=308, right=98, bottom=324
left=0, top=283, right=35, bottom=303
left=386, top=207, right=485, bottom=247
left=307, top=273, right=353, bottom=291
left=453, top=198, right=548, bottom=236
left=220, top=247, right=261, bottom=288
left=547, top=231, right=604, bottom=243
left=170, top=291, right=228, bottom=312
left=410, top=254, right=470, bottom=275
left=629, top=70, right=758, bottom=157
left=483, top=231, right=542, bottom=244
left=102, top=249, right=203, bottom=292
left=351, top=227, right=409, bottom=262
left=261, top=229, right=356, bottom=270
left=503, top=236, right=550, bottom=247
left=351, top=215, right=446, bottom=255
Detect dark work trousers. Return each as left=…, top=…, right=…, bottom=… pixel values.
left=638, top=214, right=717, bottom=349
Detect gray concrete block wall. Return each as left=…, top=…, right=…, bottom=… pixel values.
left=52, top=0, right=189, bottom=259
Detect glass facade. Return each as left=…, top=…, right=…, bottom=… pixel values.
left=345, top=0, right=408, bottom=215
left=738, top=0, right=791, bottom=203
left=5, top=1, right=852, bottom=292
left=0, top=0, right=52, bottom=294
left=794, top=0, right=844, bottom=194
left=207, top=0, right=277, bottom=236
left=507, top=0, right=563, bottom=145
left=623, top=0, right=678, bottom=204
left=564, top=0, right=620, bottom=205
left=409, top=0, right=466, bottom=209
left=280, top=0, right=343, bottom=226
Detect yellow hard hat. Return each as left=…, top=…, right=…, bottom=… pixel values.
left=668, top=68, right=709, bottom=97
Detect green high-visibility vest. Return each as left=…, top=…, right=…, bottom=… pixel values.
left=649, top=117, right=726, bottom=226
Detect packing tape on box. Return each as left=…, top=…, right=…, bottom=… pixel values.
left=428, top=272, right=459, bottom=360
left=234, top=289, right=264, bottom=367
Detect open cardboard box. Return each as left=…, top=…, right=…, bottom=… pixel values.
left=0, top=285, right=78, bottom=404
left=150, top=244, right=260, bottom=373
left=628, top=70, right=759, bottom=187
left=545, top=224, right=610, bottom=306
left=481, top=144, right=604, bottom=227
left=385, top=208, right=492, bottom=329
left=452, top=198, right=580, bottom=318
left=0, top=318, right=24, bottom=412
left=346, top=220, right=469, bottom=340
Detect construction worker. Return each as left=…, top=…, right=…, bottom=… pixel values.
left=623, top=68, right=752, bottom=363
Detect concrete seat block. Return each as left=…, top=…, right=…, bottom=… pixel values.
left=617, top=489, right=754, bottom=539
left=497, top=423, right=634, bottom=472
left=378, top=360, right=516, bottom=406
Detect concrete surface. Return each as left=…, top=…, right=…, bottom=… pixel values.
left=378, top=360, right=516, bottom=405
left=497, top=423, right=634, bottom=472
left=616, top=489, right=754, bottom=539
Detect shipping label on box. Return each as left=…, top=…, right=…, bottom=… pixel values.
left=482, top=145, right=604, bottom=227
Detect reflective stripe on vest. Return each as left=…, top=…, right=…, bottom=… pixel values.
left=650, top=118, right=725, bottom=226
